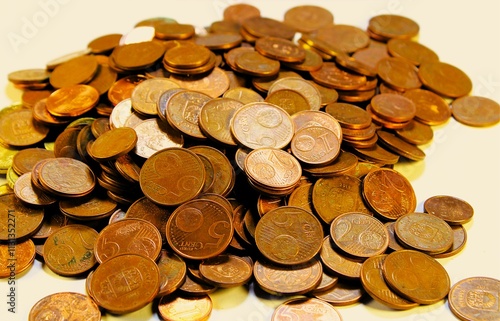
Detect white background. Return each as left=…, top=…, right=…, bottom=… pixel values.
left=0, top=0, right=499, bottom=320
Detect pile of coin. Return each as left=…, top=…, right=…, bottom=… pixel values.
left=1, top=3, right=499, bottom=321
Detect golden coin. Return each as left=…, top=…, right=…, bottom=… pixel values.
left=133, top=118, right=184, bottom=158
left=129, top=78, right=179, bottom=116
left=370, top=93, right=416, bottom=123
left=111, top=41, right=165, bottom=70
left=432, top=225, right=467, bottom=259
left=360, top=254, right=419, bottom=310
left=314, top=281, right=365, bottom=306
left=387, top=38, right=439, bottom=66
left=255, top=36, right=305, bottom=63
left=283, top=5, right=334, bottom=33
left=311, top=62, right=367, bottom=90
left=418, top=61, right=472, bottom=98
left=135, top=17, right=178, bottom=28
left=0, top=193, right=44, bottom=241
left=164, top=43, right=211, bottom=68
left=32, top=99, right=70, bottom=126
left=242, top=16, right=295, bottom=40
left=362, top=168, right=416, bottom=220
left=155, top=23, right=195, bottom=40
left=171, top=67, right=229, bottom=98
left=235, top=51, right=280, bottom=77
left=394, top=119, right=433, bottom=145
left=49, top=55, right=98, bottom=89
left=283, top=49, right=323, bottom=72
left=14, top=172, right=56, bottom=206
left=265, top=89, right=311, bottom=115
left=254, top=258, right=323, bottom=295
left=46, top=84, right=99, bottom=117
left=59, top=194, right=118, bottom=220
left=38, top=157, right=95, bottom=197
left=165, top=90, right=211, bottom=139
left=44, top=224, right=98, bottom=276
left=320, top=236, right=362, bottom=279
left=223, top=3, right=260, bottom=24
left=366, top=105, right=411, bottom=129
left=0, top=108, right=49, bottom=147
left=402, top=89, right=450, bottom=125
left=199, top=254, right=252, bottom=287
left=424, top=195, right=474, bottom=225
left=198, top=98, right=243, bottom=146
left=252, top=70, right=300, bottom=93
left=94, top=218, right=162, bottom=263
left=194, top=33, right=242, bottom=50
left=89, top=127, right=137, bottom=162
left=303, top=150, right=358, bottom=178
left=11, top=148, right=54, bottom=175
left=255, top=206, right=323, bottom=265
left=107, top=74, right=148, bottom=106
left=0, top=184, right=13, bottom=195
left=451, top=95, right=500, bottom=127
left=449, top=277, right=500, bottom=321
left=0, top=239, right=35, bottom=278
left=231, top=102, right=294, bottom=149
left=377, top=130, right=426, bottom=161
left=29, top=292, right=100, bottom=321
left=382, top=250, right=450, bottom=304
left=368, top=14, right=419, bottom=40
left=22, top=89, right=52, bottom=108
left=325, top=102, right=372, bottom=130
left=272, top=297, right=342, bottom=321
left=87, top=60, right=117, bottom=96
left=166, top=198, right=233, bottom=260
left=87, top=33, right=122, bottom=54
left=158, top=294, right=212, bottom=321
left=269, top=77, right=322, bottom=111
left=223, top=87, right=264, bottom=104
left=291, top=126, right=341, bottom=165
left=45, top=48, right=92, bottom=70
left=377, top=57, right=422, bottom=91
left=8, top=68, right=50, bottom=85
left=90, top=253, right=160, bottom=314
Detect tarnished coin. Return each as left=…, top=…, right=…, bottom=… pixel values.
left=11, top=148, right=54, bottom=176
left=418, top=61, right=472, bottom=98
left=199, top=254, right=253, bottom=287
left=29, top=292, right=100, bottom=321
left=166, top=199, right=233, bottom=260
left=283, top=5, right=334, bottom=33
left=362, top=168, right=416, bottom=220
left=423, top=195, right=474, bottom=225
left=272, top=298, right=342, bottom=321
left=157, top=250, right=187, bottom=297
left=44, top=224, right=98, bottom=276
left=130, top=78, right=180, bottom=116
left=360, top=254, right=419, bottom=310
left=0, top=108, right=49, bottom=147
left=314, top=281, right=365, bottom=306
left=165, top=90, right=212, bottom=139
left=198, top=98, right=244, bottom=146
left=140, top=147, right=206, bottom=206
left=14, top=172, right=56, bottom=206
left=94, top=218, right=162, bottom=263
left=382, top=250, right=450, bottom=304
left=158, top=294, right=212, bottom=321
left=38, top=157, right=95, bottom=197
left=59, top=194, right=118, bottom=221
left=255, top=206, right=323, bottom=265
left=448, top=277, right=500, bottom=321
left=90, top=253, right=160, bottom=314
left=133, top=118, right=184, bottom=158
left=320, top=237, right=362, bottom=279
left=0, top=239, right=36, bottom=278
left=377, top=57, right=422, bottom=91
left=330, top=212, right=389, bottom=259
left=291, top=125, right=341, bottom=165
left=269, top=77, right=322, bottom=112
left=451, top=95, right=500, bottom=127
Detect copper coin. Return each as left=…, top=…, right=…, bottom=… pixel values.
left=269, top=77, right=322, bottom=111
left=179, top=273, right=217, bottom=296
left=303, top=150, right=358, bottom=178
left=140, top=147, right=205, bottom=206
left=0, top=108, right=49, bottom=147
left=424, top=195, right=474, bottom=225
left=325, top=102, right=372, bottom=130
left=32, top=99, right=70, bottom=126
left=312, top=175, right=371, bottom=224
left=371, top=93, right=416, bottom=123
left=283, top=48, right=323, bottom=72
left=432, top=225, right=467, bottom=259
left=448, top=277, right=500, bottom=321
left=0, top=238, right=36, bottom=277
left=88, top=33, right=122, bottom=54
left=107, top=74, right=148, bottom=106
left=59, top=194, right=118, bottom=220
left=133, top=118, right=184, bottom=158
left=155, top=23, right=195, bottom=40
left=290, top=110, right=342, bottom=141
left=335, top=52, right=377, bottom=77
left=54, top=127, right=82, bottom=160
left=451, top=95, right=500, bottom=127
left=94, top=218, right=162, bottom=263
left=352, top=45, right=389, bottom=71
left=44, top=224, right=98, bottom=276
left=12, top=148, right=54, bottom=175
left=87, top=61, right=117, bottom=95
left=223, top=87, right=264, bottom=104
left=194, top=33, right=242, bottom=50
left=166, top=198, right=233, bottom=260
left=403, top=87, right=449, bottom=125
left=284, top=5, right=334, bottom=33
left=377, top=130, right=426, bottom=161
left=165, top=90, right=212, bottom=139
left=199, top=254, right=253, bottom=287
left=366, top=105, right=411, bottom=129
left=314, top=24, right=370, bottom=54
left=257, top=194, right=285, bottom=216
left=125, top=196, right=171, bottom=244
left=14, top=172, right=56, bottom=206
left=171, top=67, right=229, bottom=98
left=8, top=68, right=50, bottom=84
left=312, top=271, right=339, bottom=294
left=90, top=253, right=159, bottom=314
left=89, top=127, right=137, bottom=162
left=29, top=292, right=100, bottom=321
left=252, top=70, right=300, bottom=93
left=198, top=98, right=244, bottom=146
left=314, top=281, right=365, bottom=306
left=394, top=119, right=433, bottom=145
left=272, top=297, right=342, bottom=321
left=46, top=84, right=99, bottom=117
left=242, top=16, right=295, bottom=40
left=32, top=209, right=69, bottom=240
left=158, top=294, right=212, bottom=321
left=223, top=3, right=260, bottom=24
left=360, top=254, right=419, bottom=310
left=362, top=168, right=416, bottom=220
left=320, top=237, right=362, bottom=279
left=287, top=182, right=314, bottom=214
left=387, top=38, right=439, bottom=66
left=384, top=222, right=406, bottom=252
left=311, top=62, right=367, bottom=91
left=112, top=41, right=165, bottom=70
left=377, top=57, right=422, bottom=91
left=0, top=193, right=44, bottom=241
left=235, top=51, right=280, bottom=77
left=291, top=126, right=341, bottom=165
left=254, top=258, right=323, bottom=296
left=382, top=250, right=450, bottom=304
left=131, top=78, right=180, bottom=116
left=49, top=55, right=98, bottom=88
left=255, top=206, right=323, bottom=265
left=368, top=14, right=419, bottom=40
left=255, top=36, right=305, bottom=63
left=330, top=212, right=389, bottom=259
left=265, top=89, right=311, bottom=116
left=418, top=61, right=472, bottom=98
left=164, top=43, right=211, bottom=68
left=157, top=249, right=187, bottom=297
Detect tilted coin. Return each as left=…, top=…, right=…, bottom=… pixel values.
left=89, top=127, right=137, bottom=162
left=14, top=172, right=56, bottom=206
left=199, top=254, right=253, bottom=287
left=320, top=237, right=362, bottom=280
left=268, top=77, right=322, bottom=111
left=418, top=61, right=472, bottom=98
left=130, top=77, right=180, bottom=116
left=0, top=193, right=44, bottom=240
left=158, top=294, right=213, bottom=321
left=165, top=90, right=212, bottom=139
left=157, top=250, right=187, bottom=297
left=0, top=239, right=36, bottom=278
left=291, top=125, right=341, bottom=166
left=198, top=97, right=244, bottom=146
left=451, top=95, right=500, bottom=127
left=29, top=292, right=100, bottom=321
left=0, top=108, right=49, bottom=147
left=133, top=118, right=184, bottom=158
left=314, top=280, right=365, bottom=306
left=448, top=277, right=500, bottom=321
left=423, top=195, right=474, bottom=225
left=272, top=297, right=342, bottom=321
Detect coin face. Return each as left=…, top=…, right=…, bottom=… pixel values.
left=131, top=78, right=180, bottom=116
left=0, top=239, right=35, bottom=277
left=133, top=118, right=184, bottom=158
left=418, top=61, right=472, bottom=98
left=89, top=127, right=137, bottom=162
left=423, top=195, right=474, bottom=225
left=0, top=193, right=44, bottom=241
left=320, top=236, right=362, bottom=279
left=291, top=126, right=341, bottom=165
left=269, top=77, right=322, bottom=111
left=38, top=157, right=95, bottom=197
left=284, top=5, right=334, bottom=33
left=199, top=254, right=253, bottom=287
left=29, top=292, right=101, bottom=321
left=0, top=108, right=49, bottom=147
left=158, top=294, right=213, bottom=321
left=448, top=277, right=500, bottom=321
left=451, top=95, right=500, bottom=127
left=402, top=89, right=449, bottom=126
left=199, top=98, right=244, bottom=146
left=272, top=298, right=342, bottom=321
left=165, top=90, right=212, bottom=139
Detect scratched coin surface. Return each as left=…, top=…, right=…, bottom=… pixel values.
left=29, top=292, right=101, bottom=321
left=166, top=198, right=233, bottom=260
left=448, top=277, right=500, bottom=321
left=199, top=254, right=253, bottom=287
left=255, top=206, right=323, bottom=265
left=0, top=193, right=44, bottom=241
left=382, top=250, right=450, bottom=305
left=272, top=297, right=343, bottom=321
left=0, top=238, right=35, bottom=277
left=423, top=195, right=474, bottom=225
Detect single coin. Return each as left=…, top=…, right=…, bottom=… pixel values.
left=314, top=24, right=370, bottom=54
left=394, top=120, right=433, bottom=145
left=360, top=254, right=419, bottom=310
left=7, top=166, right=20, bottom=189
left=418, top=61, right=472, bottom=98
left=125, top=196, right=171, bottom=244
left=157, top=88, right=186, bottom=121
left=352, top=46, right=390, bottom=71
left=449, top=277, right=500, bottom=321
left=311, top=62, right=367, bottom=91
left=171, top=67, right=229, bottom=98
left=155, top=23, right=195, bottom=40
left=432, top=225, right=467, bottom=259
left=303, top=150, right=358, bottom=178
left=164, top=43, right=211, bottom=68
left=235, top=51, right=280, bottom=77
left=29, top=292, right=100, bottom=321
left=368, top=14, right=419, bottom=40
left=335, top=52, right=377, bottom=77
left=255, top=206, right=323, bottom=265
left=199, top=254, right=253, bottom=287
left=109, top=98, right=135, bottom=128
left=223, top=3, right=260, bottom=24
left=257, top=194, right=285, bottom=216
left=12, top=148, right=54, bottom=175
left=133, top=118, right=184, bottom=158
left=366, top=105, right=411, bottom=129
left=94, top=218, right=162, bottom=263
left=46, top=84, right=99, bottom=117
left=0, top=108, right=49, bottom=147
left=91, top=253, right=160, bottom=314
left=377, top=57, right=422, bottom=91
left=423, top=195, right=474, bottom=225
left=14, top=172, right=56, bottom=206
left=320, top=237, right=362, bottom=279
left=89, top=127, right=137, bottom=162
left=87, top=61, right=117, bottom=95
left=88, top=33, right=122, bottom=54
left=165, top=90, right=212, bottom=139
left=198, top=98, right=244, bottom=146
left=158, top=294, right=212, bottom=321
left=0, top=239, right=36, bottom=277
left=195, top=33, right=243, bottom=50
left=242, top=16, right=295, bottom=40
left=314, top=281, right=365, bottom=306
left=108, top=74, right=148, bottom=106
left=157, top=250, right=187, bottom=297
left=325, top=102, right=372, bottom=130
left=385, top=222, right=406, bottom=252
left=130, top=78, right=180, bottom=116
left=38, top=157, right=95, bottom=197
left=90, top=117, right=110, bottom=138
left=269, top=77, right=322, bottom=111
left=451, top=95, right=500, bottom=127
left=312, top=175, right=371, bottom=224
left=382, top=250, right=450, bottom=304
left=223, top=87, right=264, bottom=104
left=362, top=168, right=416, bottom=220
left=22, top=89, right=52, bottom=108
left=112, top=41, right=165, bottom=70
left=135, top=17, right=178, bottom=28
left=255, top=36, right=305, bottom=63
left=291, top=110, right=343, bottom=141
left=179, top=273, right=218, bottom=296
left=266, top=89, right=311, bottom=117
left=283, top=49, right=323, bottom=72
left=272, top=297, right=342, bottom=321
left=331, top=212, right=389, bottom=259
left=254, top=258, right=323, bottom=296
left=284, top=5, right=334, bottom=33
left=387, top=38, right=439, bottom=66
left=49, top=55, right=98, bottom=88
left=8, top=68, right=50, bottom=84
left=291, top=126, right=341, bottom=165
left=59, top=194, right=118, bottom=220
left=44, top=224, right=98, bottom=276
left=377, top=131, right=426, bottom=161
left=287, top=183, right=314, bottom=214
left=402, top=89, right=450, bottom=125
left=370, top=93, right=416, bottom=123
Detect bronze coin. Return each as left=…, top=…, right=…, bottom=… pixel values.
left=8, top=68, right=50, bottom=85
left=131, top=78, right=180, bottom=117
left=314, top=280, right=365, bottom=306
left=382, top=250, right=450, bottom=304
left=448, top=277, right=500, bottom=321
left=384, top=222, right=406, bottom=252
left=59, top=194, right=118, bottom=221
left=157, top=249, right=187, bottom=297
left=352, top=45, right=389, bottom=71
left=303, top=150, right=358, bottom=178
left=312, top=271, right=339, bottom=294
left=320, top=236, right=362, bottom=279
left=255, top=36, right=305, bottom=63
left=360, top=254, right=419, bottom=310
left=330, top=212, right=389, bottom=259
left=0, top=108, right=49, bottom=147
left=112, top=41, right=165, bottom=70
left=377, top=57, right=422, bottom=91
left=255, top=206, right=323, bottom=266
left=155, top=23, right=195, bottom=40
left=14, top=172, right=56, bottom=206
left=377, top=130, right=426, bottom=161
left=272, top=297, right=342, bottom=321
left=290, top=110, right=342, bottom=141
left=54, top=127, right=82, bottom=160
left=32, top=98, right=70, bottom=126
left=283, top=48, right=323, bottom=72
left=133, top=118, right=184, bottom=158
left=46, top=84, right=99, bottom=117
left=269, top=77, right=322, bottom=111
left=370, top=93, right=416, bottom=123
left=387, top=38, right=439, bottom=66
left=418, top=61, right=472, bottom=98
left=107, top=74, right=148, bottom=106
left=0, top=193, right=44, bottom=241
left=32, top=208, right=69, bottom=240
left=198, top=98, right=244, bottom=146
left=394, top=119, right=434, bottom=145
left=29, top=292, right=100, bottom=321
left=265, top=89, right=311, bottom=116
left=87, top=61, right=118, bottom=96
left=89, top=127, right=137, bottom=162
left=43, top=224, right=98, bottom=276
left=223, top=3, right=260, bottom=24
left=125, top=196, right=171, bottom=244
left=252, top=70, right=300, bottom=93
left=423, top=195, right=474, bottom=225
left=287, top=182, right=314, bottom=214
left=325, top=102, right=372, bottom=130
left=90, top=253, right=160, bottom=314
left=194, top=33, right=243, bottom=50
left=314, top=24, right=370, bottom=54
left=0, top=238, right=36, bottom=277
left=402, top=89, right=451, bottom=125
left=199, top=254, right=253, bottom=288
left=284, top=5, right=334, bottom=33
left=335, top=52, right=377, bottom=77
left=166, top=198, right=233, bottom=260
left=49, top=55, right=98, bottom=89
left=223, top=87, right=264, bottom=105
left=432, top=225, right=467, bottom=259
left=170, top=67, right=229, bottom=98
left=451, top=95, right=500, bottom=127
left=368, top=14, right=419, bottom=40
left=235, top=51, right=280, bottom=77
left=362, top=168, right=416, bottom=220
left=87, top=33, right=122, bottom=54
left=242, top=16, right=295, bottom=40
left=158, top=294, right=213, bottom=321
left=165, top=90, right=212, bottom=139
left=12, top=148, right=54, bottom=175
left=179, top=273, right=218, bottom=296
left=94, top=218, right=162, bottom=263
left=310, top=62, right=367, bottom=91
left=164, top=43, right=211, bottom=68
left=291, top=126, right=341, bottom=166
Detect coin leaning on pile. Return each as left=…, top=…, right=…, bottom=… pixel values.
left=0, top=3, right=499, bottom=321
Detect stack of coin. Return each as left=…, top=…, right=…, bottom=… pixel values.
left=162, top=42, right=217, bottom=75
